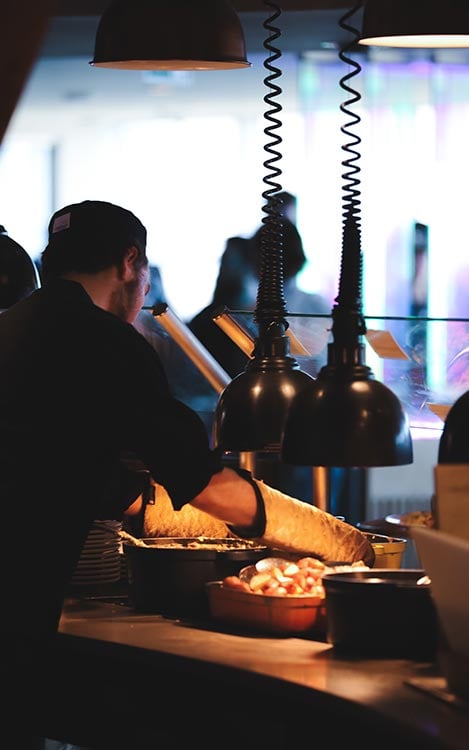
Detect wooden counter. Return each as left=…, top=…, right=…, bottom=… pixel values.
left=32, top=596, right=469, bottom=749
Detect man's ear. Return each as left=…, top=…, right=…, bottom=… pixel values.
left=119, top=245, right=140, bottom=280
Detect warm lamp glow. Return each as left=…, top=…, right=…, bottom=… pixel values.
left=360, top=35, right=469, bottom=49
left=92, top=60, right=250, bottom=71
left=360, top=0, right=469, bottom=49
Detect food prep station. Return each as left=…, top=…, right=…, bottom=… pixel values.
left=32, top=592, right=468, bottom=750
left=41, top=524, right=468, bottom=750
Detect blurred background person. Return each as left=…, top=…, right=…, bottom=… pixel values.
left=188, top=235, right=259, bottom=379
left=187, top=203, right=331, bottom=504
left=188, top=214, right=330, bottom=380
left=274, top=190, right=297, bottom=224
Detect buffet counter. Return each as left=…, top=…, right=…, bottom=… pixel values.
left=35, top=596, right=469, bottom=749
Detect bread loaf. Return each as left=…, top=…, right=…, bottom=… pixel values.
left=143, top=478, right=374, bottom=566
left=250, top=479, right=375, bottom=566
left=143, top=482, right=233, bottom=538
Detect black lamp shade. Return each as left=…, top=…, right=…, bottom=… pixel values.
left=214, top=355, right=315, bottom=453
left=0, top=229, right=39, bottom=309
left=281, top=5, right=414, bottom=470
left=212, top=6, right=316, bottom=456
left=360, top=0, right=469, bottom=48
left=281, top=358, right=413, bottom=467
left=438, top=391, right=469, bottom=463
left=91, top=0, right=251, bottom=70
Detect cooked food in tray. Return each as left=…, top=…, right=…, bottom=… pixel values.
left=209, top=556, right=369, bottom=635
left=141, top=537, right=267, bottom=550
left=222, top=556, right=369, bottom=599
left=385, top=511, right=434, bottom=528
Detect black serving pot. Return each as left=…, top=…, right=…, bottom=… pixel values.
left=123, top=537, right=270, bottom=618
left=322, top=569, right=438, bottom=660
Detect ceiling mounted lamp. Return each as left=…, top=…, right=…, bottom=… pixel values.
left=213, top=1, right=316, bottom=453
left=359, top=0, right=469, bottom=49
left=90, top=0, right=251, bottom=71
left=281, top=3, right=413, bottom=468
left=438, top=390, right=469, bottom=464
left=358, top=6, right=469, bottom=468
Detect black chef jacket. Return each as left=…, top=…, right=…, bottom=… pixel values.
left=0, top=278, right=224, bottom=638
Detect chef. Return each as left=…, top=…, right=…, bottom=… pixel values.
left=0, top=199, right=372, bottom=749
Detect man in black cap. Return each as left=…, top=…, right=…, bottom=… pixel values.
left=0, top=199, right=372, bottom=748
left=1, top=199, right=259, bottom=631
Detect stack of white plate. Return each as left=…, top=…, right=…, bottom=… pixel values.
left=71, top=519, right=122, bottom=586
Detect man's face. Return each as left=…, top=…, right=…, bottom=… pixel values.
left=120, top=257, right=150, bottom=324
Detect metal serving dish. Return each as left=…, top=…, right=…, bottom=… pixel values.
left=123, top=529, right=406, bottom=622
left=322, top=568, right=438, bottom=659
left=123, top=537, right=270, bottom=618
left=365, top=532, right=407, bottom=568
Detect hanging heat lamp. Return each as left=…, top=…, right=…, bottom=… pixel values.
left=359, top=1, right=469, bottom=462
left=358, top=0, right=469, bottom=466
left=90, top=0, right=251, bottom=71
left=213, top=1, right=316, bottom=453
left=281, top=2, right=413, bottom=468
left=359, top=0, right=469, bottom=49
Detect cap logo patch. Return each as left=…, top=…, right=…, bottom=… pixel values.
left=52, top=212, right=71, bottom=233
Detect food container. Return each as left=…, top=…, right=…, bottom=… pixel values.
left=123, top=537, right=270, bottom=618
left=265, top=533, right=406, bottom=569
left=206, top=580, right=326, bottom=635
left=366, top=532, right=407, bottom=568
left=205, top=534, right=405, bottom=636
left=123, top=528, right=406, bottom=623
left=322, top=569, right=438, bottom=659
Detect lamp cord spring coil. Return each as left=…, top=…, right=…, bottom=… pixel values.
left=255, top=1, right=288, bottom=334
left=339, top=3, right=363, bottom=230
left=334, top=1, right=366, bottom=337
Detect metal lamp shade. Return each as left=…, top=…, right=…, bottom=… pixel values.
left=90, top=0, right=251, bottom=70
left=214, top=354, right=315, bottom=453
left=0, top=229, right=39, bottom=309
left=213, top=6, right=315, bottom=456
left=360, top=0, right=469, bottom=48
left=438, top=391, right=469, bottom=462
left=282, top=5, right=415, bottom=471
left=281, top=355, right=413, bottom=467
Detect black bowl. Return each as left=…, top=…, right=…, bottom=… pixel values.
left=123, top=537, right=270, bottom=618
left=322, top=569, right=438, bottom=660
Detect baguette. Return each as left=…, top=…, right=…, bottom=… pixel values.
left=248, top=478, right=375, bottom=566
left=143, top=482, right=233, bottom=538
left=143, top=478, right=374, bottom=566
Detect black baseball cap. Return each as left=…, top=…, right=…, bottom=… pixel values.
left=42, top=200, right=147, bottom=276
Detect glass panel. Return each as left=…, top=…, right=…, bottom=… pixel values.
left=208, top=309, right=469, bottom=438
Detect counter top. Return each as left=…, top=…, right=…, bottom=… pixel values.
left=33, top=596, right=469, bottom=750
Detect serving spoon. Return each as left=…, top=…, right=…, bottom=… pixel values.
left=118, top=529, right=149, bottom=547
left=239, top=557, right=291, bottom=584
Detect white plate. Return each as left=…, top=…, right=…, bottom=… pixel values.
left=80, top=546, right=119, bottom=554
left=74, top=562, right=121, bottom=572
left=71, top=574, right=121, bottom=584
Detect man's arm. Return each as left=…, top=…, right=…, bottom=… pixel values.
left=189, top=467, right=260, bottom=530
